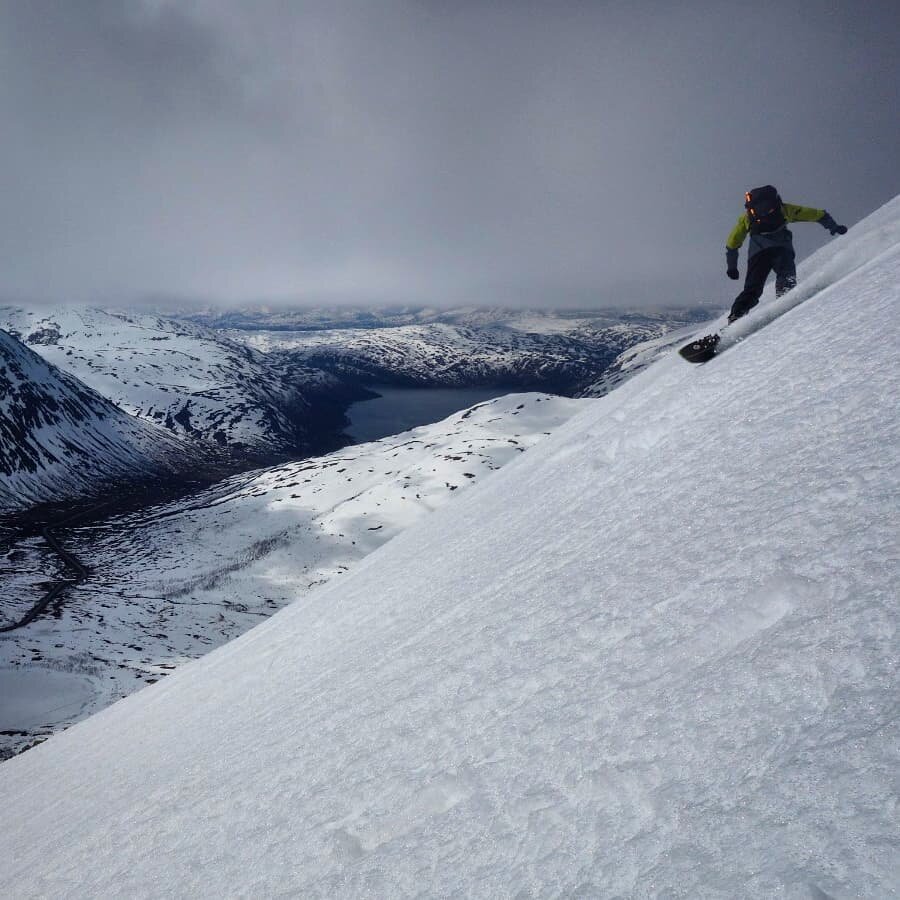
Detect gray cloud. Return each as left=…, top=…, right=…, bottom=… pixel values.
left=1, top=0, right=898, bottom=309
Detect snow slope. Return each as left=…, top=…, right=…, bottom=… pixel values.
left=0, top=330, right=187, bottom=512
left=583, top=196, right=900, bottom=398
left=0, top=393, right=585, bottom=756
left=0, top=196, right=898, bottom=897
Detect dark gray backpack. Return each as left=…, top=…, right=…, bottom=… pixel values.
left=745, top=185, right=786, bottom=234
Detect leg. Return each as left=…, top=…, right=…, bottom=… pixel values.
left=773, top=246, right=797, bottom=297
left=729, top=249, right=775, bottom=322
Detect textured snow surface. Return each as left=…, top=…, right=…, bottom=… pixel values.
left=0, top=198, right=898, bottom=897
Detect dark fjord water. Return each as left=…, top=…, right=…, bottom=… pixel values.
left=345, top=386, right=505, bottom=442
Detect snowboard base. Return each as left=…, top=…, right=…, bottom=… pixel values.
left=678, top=333, right=720, bottom=364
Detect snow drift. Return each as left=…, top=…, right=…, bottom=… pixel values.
left=1, top=196, right=898, bottom=897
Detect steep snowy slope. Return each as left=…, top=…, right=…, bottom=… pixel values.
left=0, top=196, right=898, bottom=897
left=0, top=330, right=188, bottom=512
left=0, top=307, right=342, bottom=459
left=583, top=197, right=900, bottom=398
left=0, top=394, right=585, bottom=756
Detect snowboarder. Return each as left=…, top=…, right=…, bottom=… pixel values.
left=725, top=186, right=847, bottom=323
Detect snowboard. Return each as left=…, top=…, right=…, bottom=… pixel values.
left=678, top=332, right=721, bottom=364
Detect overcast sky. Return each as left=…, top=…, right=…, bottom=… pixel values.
left=1, top=1, right=897, bottom=310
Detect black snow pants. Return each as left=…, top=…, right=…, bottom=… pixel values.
left=729, top=244, right=797, bottom=321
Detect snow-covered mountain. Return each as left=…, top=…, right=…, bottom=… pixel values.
left=0, top=307, right=346, bottom=461
left=1, top=195, right=898, bottom=897
left=0, top=393, right=585, bottom=756
left=226, top=312, right=703, bottom=394
left=0, top=330, right=188, bottom=512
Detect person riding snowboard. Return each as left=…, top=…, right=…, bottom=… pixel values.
left=725, top=185, right=847, bottom=323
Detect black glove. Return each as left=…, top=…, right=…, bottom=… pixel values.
left=725, top=247, right=739, bottom=279
left=820, top=212, right=847, bottom=236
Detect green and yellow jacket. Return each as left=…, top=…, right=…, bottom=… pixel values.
left=726, top=203, right=825, bottom=251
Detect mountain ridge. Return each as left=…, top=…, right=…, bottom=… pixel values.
left=227, top=313, right=704, bottom=394
left=0, top=306, right=350, bottom=462
left=0, top=329, right=192, bottom=512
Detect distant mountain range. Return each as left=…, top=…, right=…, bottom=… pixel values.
left=0, top=307, right=367, bottom=511
left=215, top=307, right=709, bottom=394
left=182, top=303, right=712, bottom=333
left=0, top=304, right=705, bottom=511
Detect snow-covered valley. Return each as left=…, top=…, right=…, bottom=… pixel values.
left=1, top=299, right=699, bottom=745
left=1, top=304, right=696, bottom=511
left=0, top=393, right=585, bottom=758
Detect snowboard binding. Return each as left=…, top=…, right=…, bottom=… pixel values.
left=678, top=333, right=720, bottom=364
